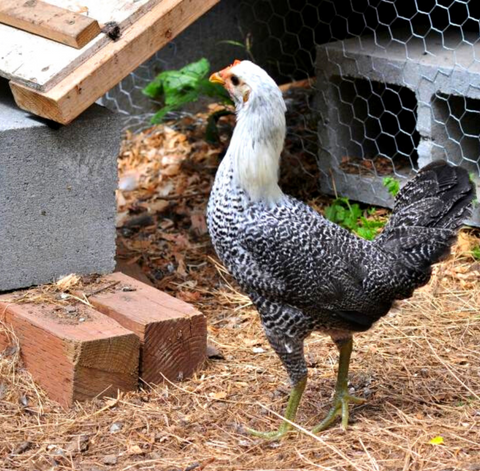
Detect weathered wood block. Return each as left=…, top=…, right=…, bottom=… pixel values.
left=0, top=0, right=101, bottom=49
left=79, top=273, right=207, bottom=384
left=0, top=299, right=140, bottom=406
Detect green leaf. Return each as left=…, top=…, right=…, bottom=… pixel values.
left=205, top=109, right=234, bottom=143
left=324, top=205, right=338, bottom=222
left=150, top=105, right=176, bottom=124
left=472, top=245, right=480, bottom=261
left=143, top=58, right=211, bottom=100
left=343, top=214, right=357, bottom=231
left=350, top=203, right=362, bottom=220
left=166, top=88, right=201, bottom=108
left=142, top=75, right=165, bottom=98
left=199, top=80, right=233, bottom=104
left=149, top=89, right=201, bottom=124
left=143, top=57, right=236, bottom=128
left=325, top=196, right=387, bottom=239
left=181, top=57, right=210, bottom=78
left=218, top=40, right=247, bottom=49
left=383, top=176, right=400, bottom=197
left=356, top=226, right=375, bottom=240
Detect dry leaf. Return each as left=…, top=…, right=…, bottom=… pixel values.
left=190, top=212, right=208, bottom=235
left=116, top=190, right=127, bottom=208
left=162, top=165, right=181, bottom=177
left=149, top=200, right=169, bottom=213
left=178, top=291, right=202, bottom=302
left=119, top=172, right=140, bottom=192
left=116, top=211, right=129, bottom=228
left=128, top=444, right=144, bottom=455
left=210, top=391, right=227, bottom=400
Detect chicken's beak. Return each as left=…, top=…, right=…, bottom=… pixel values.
left=209, top=71, right=225, bottom=86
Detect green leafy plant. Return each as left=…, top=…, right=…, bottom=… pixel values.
left=383, top=176, right=400, bottom=197
left=472, top=245, right=480, bottom=261
left=324, top=197, right=386, bottom=241
left=143, top=58, right=233, bottom=126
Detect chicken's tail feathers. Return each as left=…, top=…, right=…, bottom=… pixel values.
left=376, top=161, right=476, bottom=271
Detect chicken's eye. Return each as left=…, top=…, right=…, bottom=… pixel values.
left=230, top=75, right=240, bottom=86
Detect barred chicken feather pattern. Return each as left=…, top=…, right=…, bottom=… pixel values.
left=207, top=60, right=476, bottom=436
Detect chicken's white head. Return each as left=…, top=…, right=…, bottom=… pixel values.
left=210, top=60, right=285, bottom=113
left=210, top=61, right=287, bottom=204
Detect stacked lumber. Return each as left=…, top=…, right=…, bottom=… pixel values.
left=0, top=0, right=219, bottom=124
left=0, top=274, right=207, bottom=406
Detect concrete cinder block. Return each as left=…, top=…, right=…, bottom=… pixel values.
left=0, top=80, right=122, bottom=291
left=316, top=30, right=480, bottom=225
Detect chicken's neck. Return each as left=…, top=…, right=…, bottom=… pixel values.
left=223, top=102, right=286, bottom=205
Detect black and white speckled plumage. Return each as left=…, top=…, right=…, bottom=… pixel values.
left=207, top=61, right=476, bottom=386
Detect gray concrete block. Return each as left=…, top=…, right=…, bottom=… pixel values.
left=319, top=170, right=395, bottom=208
left=0, top=80, right=122, bottom=291
left=315, top=30, right=480, bottom=226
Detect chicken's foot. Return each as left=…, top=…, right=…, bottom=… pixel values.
left=312, top=337, right=365, bottom=433
left=247, top=375, right=307, bottom=440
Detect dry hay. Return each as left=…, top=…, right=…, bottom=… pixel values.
left=1, top=95, right=480, bottom=471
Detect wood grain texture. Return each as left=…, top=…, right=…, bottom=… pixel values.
left=77, top=273, right=207, bottom=384
left=9, top=0, right=220, bottom=124
left=0, top=0, right=101, bottom=49
left=115, top=259, right=155, bottom=287
left=0, top=0, right=162, bottom=90
left=0, top=299, right=140, bottom=406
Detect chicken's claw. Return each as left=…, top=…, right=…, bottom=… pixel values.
left=246, top=376, right=307, bottom=440
left=312, top=391, right=365, bottom=433
left=246, top=424, right=291, bottom=440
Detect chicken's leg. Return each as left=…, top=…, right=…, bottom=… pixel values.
left=247, top=375, right=307, bottom=440
left=312, top=336, right=365, bottom=433
left=247, top=332, right=308, bottom=440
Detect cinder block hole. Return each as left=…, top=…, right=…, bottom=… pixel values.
left=432, top=93, right=480, bottom=173
left=331, top=76, right=419, bottom=175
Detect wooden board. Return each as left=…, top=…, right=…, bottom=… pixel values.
left=0, top=0, right=163, bottom=91
left=10, top=0, right=220, bottom=124
left=75, top=273, right=207, bottom=384
left=0, top=299, right=140, bottom=406
left=0, top=0, right=101, bottom=49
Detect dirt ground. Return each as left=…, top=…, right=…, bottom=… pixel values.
left=1, top=96, right=480, bottom=471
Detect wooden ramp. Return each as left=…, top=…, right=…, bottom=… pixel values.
left=0, top=0, right=219, bottom=124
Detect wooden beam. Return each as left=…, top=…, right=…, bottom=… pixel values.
left=0, top=0, right=101, bottom=49
left=0, top=299, right=140, bottom=406
left=9, top=0, right=220, bottom=124
left=75, top=273, right=207, bottom=384
left=0, top=1, right=164, bottom=91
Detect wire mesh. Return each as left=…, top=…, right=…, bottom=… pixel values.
left=105, top=0, right=480, bottom=222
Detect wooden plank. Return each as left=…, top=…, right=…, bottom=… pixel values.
left=75, top=273, right=207, bottom=384
left=0, top=299, right=140, bottom=406
left=0, top=0, right=163, bottom=91
left=0, top=0, right=101, bottom=49
left=115, top=259, right=155, bottom=287
left=9, top=0, right=220, bottom=124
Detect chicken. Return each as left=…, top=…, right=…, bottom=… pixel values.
left=207, top=60, right=476, bottom=439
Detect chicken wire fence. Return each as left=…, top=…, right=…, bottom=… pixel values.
left=104, top=0, right=480, bottom=222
